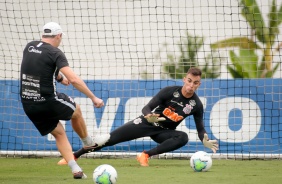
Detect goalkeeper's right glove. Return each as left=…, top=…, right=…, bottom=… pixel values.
left=203, top=133, right=219, bottom=153
left=144, top=114, right=166, bottom=123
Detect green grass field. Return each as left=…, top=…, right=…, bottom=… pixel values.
left=0, top=157, right=281, bottom=184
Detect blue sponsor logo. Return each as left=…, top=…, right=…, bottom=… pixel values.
left=0, top=79, right=281, bottom=154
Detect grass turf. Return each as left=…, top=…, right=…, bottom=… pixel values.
left=0, top=157, right=281, bottom=184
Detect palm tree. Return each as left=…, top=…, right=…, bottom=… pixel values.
left=210, top=0, right=282, bottom=78
left=152, top=32, right=221, bottom=79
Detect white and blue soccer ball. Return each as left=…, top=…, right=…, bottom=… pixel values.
left=190, top=151, right=212, bottom=172
left=93, top=164, right=118, bottom=184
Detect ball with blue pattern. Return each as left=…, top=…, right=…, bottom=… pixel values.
left=93, top=164, right=117, bottom=184
left=190, top=151, right=212, bottom=172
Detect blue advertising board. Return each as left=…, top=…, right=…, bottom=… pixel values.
left=0, top=79, right=281, bottom=154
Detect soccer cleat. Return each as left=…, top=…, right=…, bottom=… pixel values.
left=57, top=134, right=110, bottom=165
left=84, top=134, right=111, bottom=150
left=57, top=156, right=77, bottom=165
left=73, top=171, right=87, bottom=179
left=136, top=152, right=149, bottom=167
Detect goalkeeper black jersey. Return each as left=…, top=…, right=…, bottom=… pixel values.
left=142, top=86, right=204, bottom=131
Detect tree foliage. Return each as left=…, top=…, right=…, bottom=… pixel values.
left=160, top=32, right=221, bottom=79
left=210, top=0, right=282, bottom=78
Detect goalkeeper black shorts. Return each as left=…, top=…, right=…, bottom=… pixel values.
left=22, top=93, right=76, bottom=136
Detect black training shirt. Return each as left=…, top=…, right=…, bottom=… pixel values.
left=20, top=41, right=69, bottom=103
left=142, top=86, right=206, bottom=141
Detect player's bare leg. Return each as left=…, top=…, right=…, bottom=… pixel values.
left=71, top=104, right=110, bottom=147
left=71, top=104, right=89, bottom=138
left=57, top=104, right=110, bottom=165
left=51, top=122, right=86, bottom=179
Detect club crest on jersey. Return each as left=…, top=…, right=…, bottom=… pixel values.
left=183, top=104, right=193, bottom=114
left=189, top=100, right=196, bottom=106
left=173, top=91, right=180, bottom=98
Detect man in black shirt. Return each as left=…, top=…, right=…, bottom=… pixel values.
left=20, top=22, right=110, bottom=179
left=57, top=67, right=218, bottom=167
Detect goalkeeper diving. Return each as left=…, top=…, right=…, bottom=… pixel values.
left=58, top=67, right=219, bottom=166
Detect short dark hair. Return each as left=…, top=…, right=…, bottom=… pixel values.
left=187, top=67, right=202, bottom=77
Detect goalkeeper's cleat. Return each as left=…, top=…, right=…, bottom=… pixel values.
left=136, top=152, right=149, bottom=167
left=73, top=171, right=87, bottom=179
left=57, top=156, right=77, bottom=165
left=84, top=134, right=111, bottom=151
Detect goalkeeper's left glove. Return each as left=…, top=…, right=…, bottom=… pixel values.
left=144, top=114, right=166, bottom=123
left=203, top=133, right=218, bottom=153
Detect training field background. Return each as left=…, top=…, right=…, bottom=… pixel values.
left=1, top=157, right=281, bottom=184
left=1, top=0, right=282, bottom=156
left=1, top=0, right=282, bottom=183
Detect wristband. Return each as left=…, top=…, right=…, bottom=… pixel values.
left=56, top=75, right=64, bottom=82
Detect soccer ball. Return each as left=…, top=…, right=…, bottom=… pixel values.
left=93, top=164, right=118, bottom=184
left=190, top=151, right=212, bottom=172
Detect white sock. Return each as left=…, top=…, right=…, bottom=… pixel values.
left=68, top=160, right=82, bottom=173
left=81, top=135, right=93, bottom=147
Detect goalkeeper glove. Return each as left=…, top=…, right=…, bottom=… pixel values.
left=203, top=133, right=218, bottom=153
left=145, top=114, right=166, bottom=123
